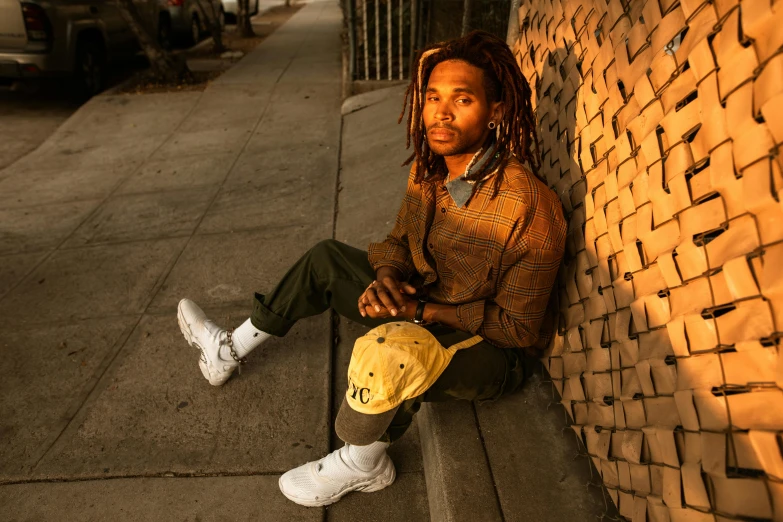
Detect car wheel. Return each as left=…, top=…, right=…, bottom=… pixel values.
left=190, top=14, right=201, bottom=45
left=158, top=15, right=172, bottom=50
left=218, top=8, right=226, bottom=31
left=74, top=39, right=105, bottom=99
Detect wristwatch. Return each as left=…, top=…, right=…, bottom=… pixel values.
left=413, top=298, right=428, bottom=325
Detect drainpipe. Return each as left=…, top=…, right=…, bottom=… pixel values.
left=347, top=0, right=356, bottom=82
left=506, top=0, right=521, bottom=46
left=460, top=0, right=472, bottom=36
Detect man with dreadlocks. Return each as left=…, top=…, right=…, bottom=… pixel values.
left=177, top=30, right=566, bottom=506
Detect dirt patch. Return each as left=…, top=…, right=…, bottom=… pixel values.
left=116, top=70, right=222, bottom=95
left=116, top=2, right=303, bottom=95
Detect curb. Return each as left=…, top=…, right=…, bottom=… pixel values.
left=102, top=75, right=137, bottom=97
left=186, top=36, right=215, bottom=54
left=340, top=84, right=406, bottom=115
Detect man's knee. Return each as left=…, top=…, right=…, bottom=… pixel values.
left=304, top=239, right=357, bottom=281
left=309, top=239, right=342, bottom=259
left=304, top=239, right=343, bottom=269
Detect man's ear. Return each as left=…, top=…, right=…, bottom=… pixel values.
left=491, top=101, right=504, bottom=125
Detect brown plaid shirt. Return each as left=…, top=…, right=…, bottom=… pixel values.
left=368, top=157, right=567, bottom=350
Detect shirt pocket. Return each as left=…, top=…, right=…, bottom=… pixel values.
left=443, top=246, right=493, bottom=299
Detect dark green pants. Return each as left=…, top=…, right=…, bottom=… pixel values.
left=251, top=239, right=526, bottom=443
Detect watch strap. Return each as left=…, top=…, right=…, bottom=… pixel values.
left=414, top=299, right=427, bottom=324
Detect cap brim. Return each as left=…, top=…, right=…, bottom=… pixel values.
left=335, top=397, right=399, bottom=446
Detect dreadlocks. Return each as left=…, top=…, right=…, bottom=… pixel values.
left=399, top=30, right=540, bottom=197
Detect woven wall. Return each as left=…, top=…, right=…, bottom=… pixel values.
left=513, top=0, right=783, bottom=519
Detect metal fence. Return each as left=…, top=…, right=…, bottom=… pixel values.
left=347, top=0, right=419, bottom=81
left=345, top=0, right=511, bottom=82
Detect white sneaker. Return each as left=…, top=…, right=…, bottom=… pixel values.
left=278, top=445, right=396, bottom=507
left=177, top=298, right=244, bottom=386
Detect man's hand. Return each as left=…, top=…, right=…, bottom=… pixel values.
left=358, top=266, right=417, bottom=318
left=360, top=291, right=418, bottom=320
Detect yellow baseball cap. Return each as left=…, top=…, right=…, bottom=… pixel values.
left=335, top=322, right=483, bottom=445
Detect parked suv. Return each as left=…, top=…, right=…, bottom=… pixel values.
left=0, top=0, right=166, bottom=98
left=0, top=0, right=134, bottom=97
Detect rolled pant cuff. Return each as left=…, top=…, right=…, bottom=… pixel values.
left=251, top=293, right=296, bottom=336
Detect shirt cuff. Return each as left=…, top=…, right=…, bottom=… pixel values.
left=369, top=259, right=412, bottom=281
left=456, top=300, right=485, bottom=333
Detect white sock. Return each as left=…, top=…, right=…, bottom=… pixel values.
left=347, top=441, right=389, bottom=471
left=229, top=318, right=272, bottom=358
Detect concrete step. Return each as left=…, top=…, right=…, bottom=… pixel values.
left=335, top=83, right=430, bottom=521
left=420, top=361, right=614, bottom=522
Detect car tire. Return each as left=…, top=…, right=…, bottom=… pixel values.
left=158, top=15, right=173, bottom=50
left=74, top=38, right=106, bottom=100
left=218, top=7, right=226, bottom=31
left=189, top=14, right=201, bottom=46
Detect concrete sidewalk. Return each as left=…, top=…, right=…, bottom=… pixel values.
left=0, top=0, right=613, bottom=518
left=0, top=0, right=427, bottom=519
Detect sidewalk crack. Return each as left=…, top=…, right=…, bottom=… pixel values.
left=472, top=402, right=507, bottom=522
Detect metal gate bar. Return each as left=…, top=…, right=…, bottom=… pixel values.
left=351, top=0, right=420, bottom=81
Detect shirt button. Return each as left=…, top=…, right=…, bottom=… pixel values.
left=441, top=207, right=446, bottom=213
left=428, top=243, right=434, bottom=249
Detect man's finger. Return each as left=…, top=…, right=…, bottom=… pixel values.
left=366, top=289, right=385, bottom=314
left=374, top=285, right=399, bottom=316
left=363, top=304, right=374, bottom=318
left=400, top=283, right=418, bottom=295
left=364, top=304, right=388, bottom=319
left=380, top=277, right=407, bottom=310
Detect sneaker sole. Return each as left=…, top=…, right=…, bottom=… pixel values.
left=278, top=460, right=396, bottom=507
left=177, top=301, right=230, bottom=387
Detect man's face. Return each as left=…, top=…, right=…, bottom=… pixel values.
left=422, top=59, right=502, bottom=157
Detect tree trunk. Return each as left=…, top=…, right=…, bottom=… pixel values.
left=197, top=0, right=226, bottom=53
left=237, top=0, right=255, bottom=38
left=115, top=0, right=190, bottom=82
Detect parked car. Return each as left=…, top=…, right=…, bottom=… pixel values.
left=143, top=0, right=176, bottom=50
left=0, top=0, right=174, bottom=97
left=162, top=0, right=225, bottom=46
left=0, top=0, right=138, bottom=97
left=221, top=0, right=259, bottom=25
